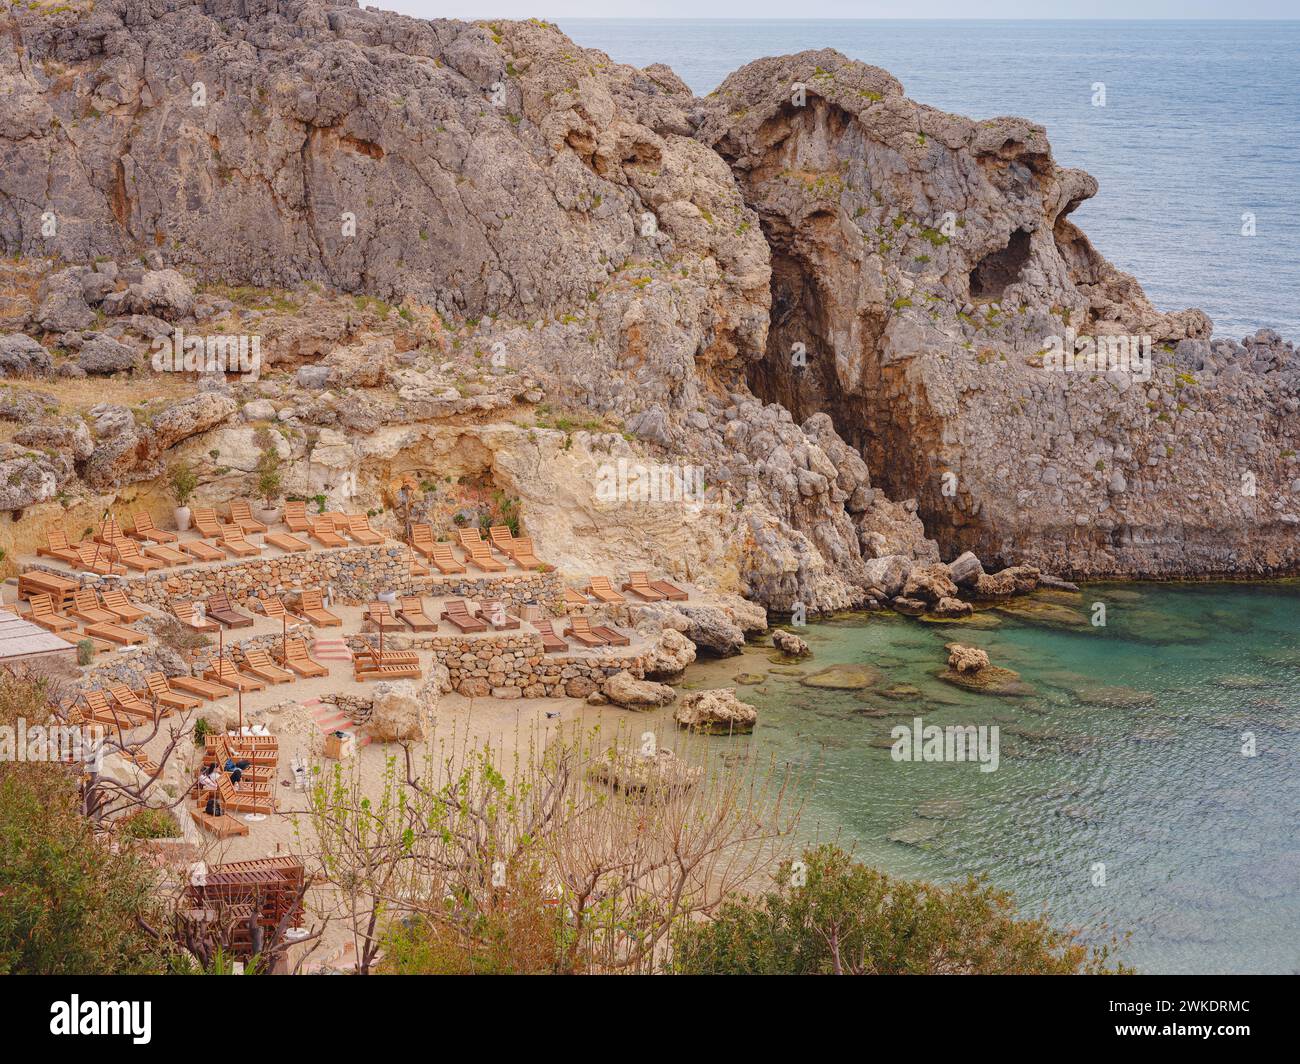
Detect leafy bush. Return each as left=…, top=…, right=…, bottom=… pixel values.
left=120, top=807, right=181, bottom=840
left=192, top=716, right=214, bottom=747
left=672, top=844, right=1130, bottom=975
left=75, top=638, right=94, bottom=666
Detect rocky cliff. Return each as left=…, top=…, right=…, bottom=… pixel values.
left=0, top=2, right=1294, bottom=606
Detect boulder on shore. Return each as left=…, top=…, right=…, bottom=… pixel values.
left=588, top=746, right=702, bottom=797
left=604, top=670, right=677, bottom=710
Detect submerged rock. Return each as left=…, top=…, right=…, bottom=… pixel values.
left=771, top=629, right=812, bottom=658
left=800, top=664, right=883, bottom=690
left=674, top=688, right=758, bottom=734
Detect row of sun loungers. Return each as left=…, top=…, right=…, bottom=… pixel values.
left=408, top=524, right=546, bottom=573
left=35, top=505, right=391, bottom=578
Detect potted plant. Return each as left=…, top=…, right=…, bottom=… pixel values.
left=170, top=462, right=198, bottom=532
left=255, top=442, right=283, bottom=525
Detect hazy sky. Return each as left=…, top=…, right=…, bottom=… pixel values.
left=381, top=2, right=1295, bottom=18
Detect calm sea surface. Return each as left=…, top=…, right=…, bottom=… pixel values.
left=664, top=584, right=1300, bottom=974
left=560, top=20, right=1300, bottom=340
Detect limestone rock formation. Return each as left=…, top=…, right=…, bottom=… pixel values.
left=674, top=688, right=758, bottom=734
left=699, top=49, right=1297, bottom=580
left=771, top=629, right=811, bottom=657
left=588, top=745, right=702, bottom=796
left=604, top=670, right=677, bottom=710
left=368, top=678, right=434, bottom=743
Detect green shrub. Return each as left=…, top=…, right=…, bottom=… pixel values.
left=120, top=807, right=181, bottom=840
left=192, top=716, right=214, bottom=747
left=75, top=639, right=94, bottom=666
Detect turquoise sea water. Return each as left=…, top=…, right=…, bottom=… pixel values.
left=671, top=583, right=1300, bottom=974
left=559, top=19, right=1300, bottom=341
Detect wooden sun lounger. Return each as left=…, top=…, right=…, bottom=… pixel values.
left=93, top=516, right=127, bottom=545
left=36, top=528, right=80, bottom=565
left=101, top=589, right=146, bottom=624
left=168, top=674, right=233, bottom=701
left=307, top=520, right=347, bottom=548
left=260, top=595, right=287, bottom=619
left=441, top=599, right=487, bottom=633
left=191, top=806, right=249, bottom=837
left=128, top=511, right=177, bottom=543
left=72, top=543, right=126, bottom=575
left=241, top=648, right=294, bottom=685
left=69, top=588, right=115, bottom=625
left=18, top=569, right=78, bottom=606
left=228, top=500, right=268, bottom=534
left=397, top=596, right=437, bottom=631
left=84, top=622, right=147, bottom=646
left=107, top=683, right=157, bottom=722
left=566, top=616, right=608, bottom=647
left=191, top=507, right=229, bottom=540
left=83, top=690, right=151, bottom=726
left=354, top=660, right=423, bottom=682
left=459, top=530, right=506, bottom=572
left=277, top=638, right=327, bottom=678
left=294, top=589, right=341, bottom=627
left=207, top=592, right=253, bottom=629
left=562, top=588, right=589, bottom=609
left=592, top=624, right=630, bottom=646
left=283, top=499, right=311, bottom=533
left=140, top=541, right=188, bottom=566
left=209, top=735, right=278, bottom=776
left=346, top=514, right=383, bottom=545
left=478, top=600, right=520, bottom=630
left=354, top=644, right=420, bottom=667
left=146, top=672, right=201, bottom=712
left=508, top=536, right=543, bottom=569
left=622, top=572, right=666, bottom=601
left=647, top=577, right=688, bottom=601
left=109, top=538, right=168, bottom=571
left=217, top=775, right=275, bottom=815
left=173, top=600, right=221, bottom=632
left=204, top=657, right=266, bottom=692
left=218, top=527, right=262, bottom=558
left=409, top=525, right=438, bottom=560
left=265, top=532, right=311, bottom=553
left=586, top=577, right=626, bottom=605
left=122, top=748, right=161, bottom=777
left=429, top=542, right=467, bottom=575
left=179, top=538, right=225, bottom=562
left=25, top=592, right=77, bottom=633
left=532, top=619, right=569, bottom=654
left=366, top=603, right=405, bottom=632
left=488, top=525, right=517, bottom=555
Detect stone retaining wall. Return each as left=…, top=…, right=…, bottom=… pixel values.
left=27, top=548, right=563, bottom=612
left=348, top=631, right=644, bottom=699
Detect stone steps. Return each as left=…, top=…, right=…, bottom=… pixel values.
left=302, top=696, right=370, bottom=749
left=311, top=636, right=353, bottom=662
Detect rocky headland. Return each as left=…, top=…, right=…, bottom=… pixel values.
left=2, top=0, right=1296, bottom=626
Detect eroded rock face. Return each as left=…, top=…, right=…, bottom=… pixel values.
left=699, top=49, right=1298, bottom=580
left=368, top=679, right=433, bottom=742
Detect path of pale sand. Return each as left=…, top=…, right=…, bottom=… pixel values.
left=141, top=670, right=652, bottom=971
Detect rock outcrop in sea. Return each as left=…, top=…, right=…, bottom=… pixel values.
left=1, top=2, right=1294, bottom=612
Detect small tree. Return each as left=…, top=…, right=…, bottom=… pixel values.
left=169, top=462, right=197, bottom=508
left=672, top=844, right=1132, bottom=975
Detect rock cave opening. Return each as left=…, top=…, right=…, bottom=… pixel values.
left=968, top=227, right=1031, bottom=300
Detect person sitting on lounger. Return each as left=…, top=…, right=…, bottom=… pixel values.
left=198, top=764, right=223, bottom=816
left=223, top=756, right=252, bottom=784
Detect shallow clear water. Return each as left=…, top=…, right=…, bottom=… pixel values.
left=559, top=19, right=1300, bottom=341
left=670, top=583, right=1300, bottom=974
